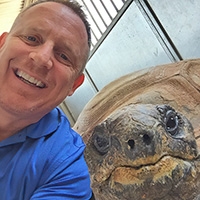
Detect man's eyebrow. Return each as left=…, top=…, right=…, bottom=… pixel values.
left=27, top=27, right=47, bottom=34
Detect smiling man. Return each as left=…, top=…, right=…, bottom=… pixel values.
left=0, top=0, right=94, bottom=199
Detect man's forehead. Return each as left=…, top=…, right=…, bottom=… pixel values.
left=22, top=2, right=72, bottom=17
left=15, top=3, right=81, bottom=35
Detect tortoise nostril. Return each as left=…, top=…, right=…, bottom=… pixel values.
left=128, top=139, right=135, bottom=149
left=143, top=134, right=152, bottom=145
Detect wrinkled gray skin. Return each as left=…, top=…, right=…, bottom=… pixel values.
left=85, top=104, right=200, bottom=200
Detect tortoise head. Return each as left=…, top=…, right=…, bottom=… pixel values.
left=85, top=104, right=199, bottom=200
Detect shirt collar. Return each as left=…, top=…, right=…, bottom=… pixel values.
left=0, top=108, right=60, bottom=147
left=27, top=108, right=60, bottom=139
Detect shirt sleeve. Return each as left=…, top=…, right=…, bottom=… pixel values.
left=30, top=152, right=92, bottom=200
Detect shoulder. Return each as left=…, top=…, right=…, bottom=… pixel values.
left=25, top=107, right=86, bottom=171
left=37, top=107, right=86, bottom=159
left=51, top=107, right=86, bottom=152
left=28, top=107, right=85, bottom=148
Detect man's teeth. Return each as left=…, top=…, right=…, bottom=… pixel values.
left=16, top=70, right=45, bottom=88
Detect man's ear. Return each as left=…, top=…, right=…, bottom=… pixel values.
left=0, top=32, right=8, bottom=48
left=68, top=73, right=85, bottom=96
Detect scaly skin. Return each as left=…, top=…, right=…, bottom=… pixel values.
left=85, top=104, right=200, bottom=200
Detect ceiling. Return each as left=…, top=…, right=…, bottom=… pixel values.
left=0, top=0, right=34, bottom=34
left=0, top=0, right=22, bottom=34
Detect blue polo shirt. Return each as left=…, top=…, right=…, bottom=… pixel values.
left=0, top=108, right=92, bottom=200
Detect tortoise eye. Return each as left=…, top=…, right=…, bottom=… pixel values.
left=165, top=110, right=179, bottom=135
left=92, top=131, right=110, bottom=155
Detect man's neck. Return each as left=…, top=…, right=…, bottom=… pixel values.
left=0, top=108, right=33, bottom=141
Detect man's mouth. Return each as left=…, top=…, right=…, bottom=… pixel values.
left=15, top=70, right=46, bottom=88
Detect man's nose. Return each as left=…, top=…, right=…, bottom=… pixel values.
left=29, top=43, right=53, bottom=69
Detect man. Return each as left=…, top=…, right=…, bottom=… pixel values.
left=0, top=0, right=94, bottom=199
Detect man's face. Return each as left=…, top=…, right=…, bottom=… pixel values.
left=0, top=2, right=89, bottom=120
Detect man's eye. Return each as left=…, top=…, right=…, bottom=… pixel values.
left=56, top=52, right=73, bottom=67
left=22, top=35, right=40, bottom=45
left=60, top=53, right=68, bottom=61
left=27, top=36, right=37, bottom=41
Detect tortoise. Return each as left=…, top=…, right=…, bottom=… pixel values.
left=73, top=59, right=200, bottom=200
